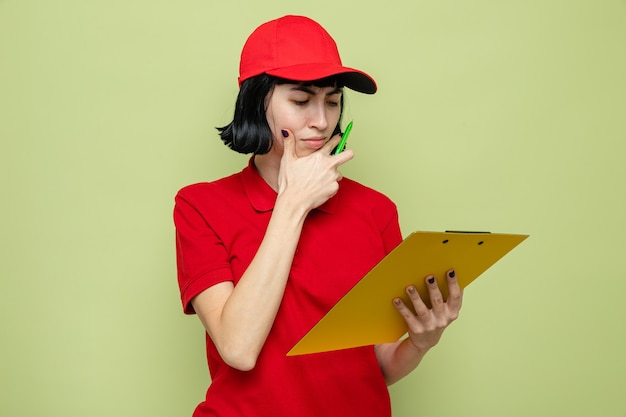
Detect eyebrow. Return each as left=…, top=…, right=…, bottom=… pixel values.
left=290, top=85, right=343, bottom=96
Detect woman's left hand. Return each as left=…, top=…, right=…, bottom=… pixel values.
left=393, top=269, right=463, bottom=352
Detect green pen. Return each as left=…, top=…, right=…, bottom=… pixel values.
left=332, top=121, right=353, bottom=155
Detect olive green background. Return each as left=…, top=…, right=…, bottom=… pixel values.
left=1, top=1, right=625, bottom=416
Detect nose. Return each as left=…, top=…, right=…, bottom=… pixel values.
left=308, top=101, right=329, bottom=131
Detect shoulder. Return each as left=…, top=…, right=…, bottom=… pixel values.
left=178, top=171, right=242, bottom=194
left=337, top=177, right=402, bottom=251
left=339, top=177, right=397, bottom=209
left=176, top=172, right=243, bottom=202
left=337, top=177, right=399, bottom=228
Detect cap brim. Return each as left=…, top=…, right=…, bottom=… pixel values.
left=265, top=63, right=377, bottom=94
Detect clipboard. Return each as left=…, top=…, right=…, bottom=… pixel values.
left=287, top=231, right=528, bottom=356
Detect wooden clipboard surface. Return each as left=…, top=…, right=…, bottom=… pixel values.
left=287, top=231, right=528, bottom=356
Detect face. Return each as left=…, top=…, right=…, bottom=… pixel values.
left=265, top=83, right=342, bottom=158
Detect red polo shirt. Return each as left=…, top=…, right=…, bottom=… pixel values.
left=174, top=158, right=402, bottom=417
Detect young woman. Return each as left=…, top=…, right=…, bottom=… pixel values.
left=174, top=15, right=462, bottom=417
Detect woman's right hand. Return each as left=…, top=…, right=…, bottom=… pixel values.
left=277, top=129, right=354, bottom=212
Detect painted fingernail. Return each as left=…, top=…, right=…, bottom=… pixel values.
left=281, top=129, right=288, bottom=138
left=407, top=286, right=416, bottom=295
left=449, top=270, right=456, bottom=278
left=427, top=276, right=435, bottom=284
left=393, top=298, right=402, bottom=306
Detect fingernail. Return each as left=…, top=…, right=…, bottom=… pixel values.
left=407, top=286, right=416, bottom=295
left=281, top=129, right=288, bottom=138
left=427, top=276, right=435, bottom=285
left=449, top=270, right=456, bottom=278
left=393, top=298, right=402, bottom=306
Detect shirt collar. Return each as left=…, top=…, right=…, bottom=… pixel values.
left=241, top=157, right=338, bottom=214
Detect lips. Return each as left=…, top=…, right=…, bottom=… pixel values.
left=301, top=137, right=327, bottom=149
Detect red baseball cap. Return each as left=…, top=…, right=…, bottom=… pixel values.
left=238, top=15, right=377, bottom=94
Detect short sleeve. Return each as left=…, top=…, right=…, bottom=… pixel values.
left=381, top=206, right=402, bottom=254
left=370, top=194, right=402, bottom=255
left=174, top=188, right=233, bottom=314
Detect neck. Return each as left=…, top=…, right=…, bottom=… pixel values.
left=252, top=154, right=280, bottom=192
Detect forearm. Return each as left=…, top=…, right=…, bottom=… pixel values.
left=200, top=195, right=309, bottom=369
left=375, top=339, right=430, bottom=385
left=377, top=270, right=462, bottom=384
left=194, top=135, right=352, bottom=370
